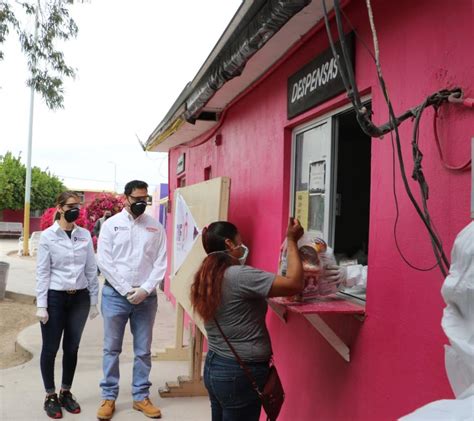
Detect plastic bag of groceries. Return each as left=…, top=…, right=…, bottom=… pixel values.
left=278, top=233, right=341, bottom=301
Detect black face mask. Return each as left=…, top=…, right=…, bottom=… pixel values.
left=64, top=208, right=80, bottom=223
left=130, top=201, right=147, bottom=217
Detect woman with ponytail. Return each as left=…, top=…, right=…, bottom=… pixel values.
left=36, top=191, right=99, bottom=419
left=191, top=217, right=304, bottom=421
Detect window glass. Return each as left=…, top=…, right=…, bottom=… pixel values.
left=292, top=107, right=371, bottom=302
left=293, top=121, right=332, bottom=243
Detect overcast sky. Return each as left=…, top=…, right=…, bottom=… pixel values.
left=0, top=0, right=242, bottom=194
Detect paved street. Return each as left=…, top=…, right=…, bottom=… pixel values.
left=0, top=239, right=209, bottom=421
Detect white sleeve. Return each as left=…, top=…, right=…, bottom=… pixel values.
left=84, top=232, right=99, bottom=305
left=36, top=235, right=51, bottom=308
left=97, top=223, right=132, bottom=296
left=141, top=228, right=167, bottom=294
left=344, top=264, right=367, bottom=288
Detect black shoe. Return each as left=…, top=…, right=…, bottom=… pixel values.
left=59, top=390, right=81, bottom=414
left=44, top=394, right=63, bottom=419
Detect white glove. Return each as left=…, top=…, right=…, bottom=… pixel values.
left=319, top=248, right=337, bottom=267
left=36, top=307, right=49, bottom=324
left=127, top=287, right=149, bottom=305
left=317, top=265, right=347, bottom=295
left=89, top=304, right=99, bottom=320
left=324, top=264, right=368, bottom=289
left=324, top=265, right=348, bottom=284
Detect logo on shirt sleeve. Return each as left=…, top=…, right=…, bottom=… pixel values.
left=146, top=226, right=159, bottom=232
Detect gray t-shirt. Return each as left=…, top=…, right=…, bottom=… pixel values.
left=205, top=265, right=275, bottom=362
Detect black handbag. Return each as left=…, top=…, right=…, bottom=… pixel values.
left=214, top=319, right=285, bottom=421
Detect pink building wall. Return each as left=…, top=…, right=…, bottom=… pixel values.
left=163, top=0, right=473, bottom=419
left=0, top=191, right=112, bottom=236
left=83, top=191, right=101, bottom=206
left=1, top=209, right=41, bottom=233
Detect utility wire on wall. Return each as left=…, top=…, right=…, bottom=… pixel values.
left=321, top=0, right=472, bottom=277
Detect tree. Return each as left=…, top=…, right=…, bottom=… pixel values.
left=86, top=193, right=124, bottom=227
left=31, top=164, right=65, bottom=210
left=0, top=151, right=65, bottom=210
left=0, top=152, right=24, bottom=209
left=0, top=0, right=81, bottom=109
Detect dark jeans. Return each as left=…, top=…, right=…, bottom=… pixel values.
left=40, top=289, right=90, bottom=393
left=204, top=351, right=269, bottom=421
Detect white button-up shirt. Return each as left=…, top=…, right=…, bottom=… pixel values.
left=97, top=209, right=167, bottom=296
left=36, top=222, right=99, bottom=307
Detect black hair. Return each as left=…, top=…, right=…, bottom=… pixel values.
left=124, top=180, right=148, bottom=196
left=202, top=221, right=238, bottom=253
left=191, top=221, right=239, bottom=321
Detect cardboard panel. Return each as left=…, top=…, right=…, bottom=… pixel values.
left=170, top=177, right=230, bottom=335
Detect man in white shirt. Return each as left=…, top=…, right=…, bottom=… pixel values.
left=96, top=180, right=167, bottom=420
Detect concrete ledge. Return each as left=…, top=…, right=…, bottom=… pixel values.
left=13, top=338, right=33, bottom=364
left=4, top=290, right=36, bottom=304
left=15, top=323, right=40, bottom=358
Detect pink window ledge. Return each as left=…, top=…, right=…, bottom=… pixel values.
left=268, top=296, right=365, bottom=362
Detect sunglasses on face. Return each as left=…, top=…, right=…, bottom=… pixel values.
left=63, top=203, right=81, bottom=210
left=128, top=195, right=149, bottom=202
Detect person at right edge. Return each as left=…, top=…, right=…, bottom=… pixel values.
left=96, top=180, right=167, bottom=420
left=191, top=217, right=309, bottom=421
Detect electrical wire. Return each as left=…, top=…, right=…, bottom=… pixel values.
left=365, top=0, right=382, bottom=79
left=371, top=9, right=450, bottom=276
left=433, top=108, right=471, bottom=171
left=322, top=0, right=452, bottom=276
left=390, top=129, right=438, bottom=272
left=386, top=84, right=449, bottom=276
left=339, top=7, right=376, bottom=63
left=411, top=98, right=445, bottom=265
left=334, top=0, right=363, bottom=110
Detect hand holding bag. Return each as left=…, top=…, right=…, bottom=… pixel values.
left=214, top=319, right=285, bottom=421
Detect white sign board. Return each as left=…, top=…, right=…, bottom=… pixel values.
left=173, top=193, right=200, bottom=275
left=309, top=160, right=326, bottom=193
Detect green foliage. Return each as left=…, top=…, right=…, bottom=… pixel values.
left=0, top=152, right=25, bottom=209
left=31, top=165, right=64, bottom=210
left=0, top=151, right=65, bottom=210
left=0, top=0, right=80, bottom=109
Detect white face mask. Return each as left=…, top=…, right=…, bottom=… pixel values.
left=237, top=244, right=249, bottom=265
left=207, top=243, right=249, bottom=265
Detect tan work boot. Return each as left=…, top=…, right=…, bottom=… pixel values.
left=97, top=399, right=115, bottom=420
left=132, top=397, right=162, bottom=418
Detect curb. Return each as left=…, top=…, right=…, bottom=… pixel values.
left=15, top=323, right=38, bottom=359
left=13, top=338, right=33, bottom=364
left=5, top=290, right=36, bottom=304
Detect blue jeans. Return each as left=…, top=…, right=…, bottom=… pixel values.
left=204, top=351, right=269, bottom=421
left=40, top=289, right=90, bottom=393
left=100, top=285, right=157, bottom=401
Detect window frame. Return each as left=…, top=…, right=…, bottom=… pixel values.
left=290, top=98, right=371, bottom=302
left=290, top=97, right=370, bottom=248
left=291, top=118, right=335, bottom=244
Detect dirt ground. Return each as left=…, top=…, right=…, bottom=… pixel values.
left=0, top=298, right=37, bottom=369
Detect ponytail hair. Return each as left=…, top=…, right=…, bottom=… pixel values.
left=191, top=221, right=238, bottom=321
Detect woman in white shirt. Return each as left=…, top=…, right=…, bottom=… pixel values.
left=36, top=191, right=99, bottom=419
